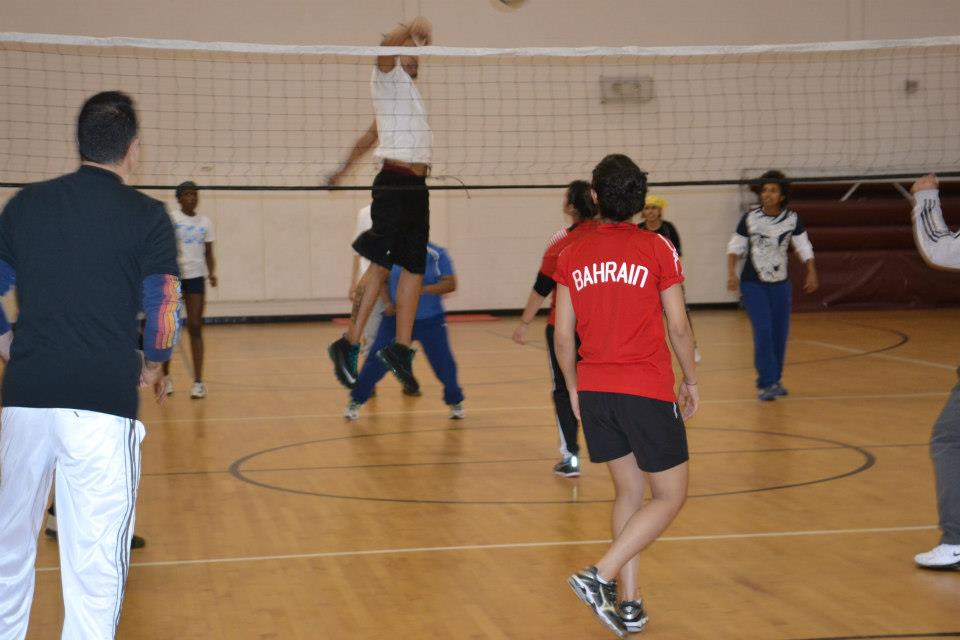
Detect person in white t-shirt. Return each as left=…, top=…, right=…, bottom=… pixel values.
left=164, top=181, right=217, bottom=398
left=327, top=16, right=433, bottom=397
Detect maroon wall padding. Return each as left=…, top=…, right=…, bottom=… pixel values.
left=806, top=225, right=916, bottom=251
left=789, top=251, right=960, bottom=311
left=776, top=190, right=960, bottom=311
left=783, top=180, right=960, bottom=201
left=792, top=198, right=960, bottom=227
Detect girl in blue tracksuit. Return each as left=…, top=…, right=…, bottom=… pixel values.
left=346, top=242, right=465, bottom=419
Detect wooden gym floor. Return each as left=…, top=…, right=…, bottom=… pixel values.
left=25, top=308, right=960, bottom=639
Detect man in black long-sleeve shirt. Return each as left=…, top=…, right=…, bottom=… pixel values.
left=0, top=91, right=182, bottom=640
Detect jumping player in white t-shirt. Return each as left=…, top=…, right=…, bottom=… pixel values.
left=164, top=181, right=218, bottom=399
left=327, top=16, right=433, bottom=396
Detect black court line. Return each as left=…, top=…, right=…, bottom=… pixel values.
left=227, top=426, right=875, bottom=504
left=192, top=373, right=550, bottom=392
left=202, top=319, right=913, bottom=392
left=788, top=633, right=960, bottom=640
left=487, top=319, right=911, bottom=376
left=144, top=440, right=925, bottom=478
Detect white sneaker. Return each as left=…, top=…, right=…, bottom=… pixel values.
left=694, top=347, right=702, bottom=363
left=163, top=377, right=174, bottom=396
left=190, top=382, right=207, bottom=399
left=448, top=403, right=465, bottom=420
left=344, top=401, right=361, bottom=421
left=914, top=544, right=960, bottom=569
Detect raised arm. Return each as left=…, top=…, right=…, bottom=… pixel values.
left=327, top=121, right=378, bottom=186
left=377, top=16, right=433, bottom=72
left=911, top=174, right=960, bottom=271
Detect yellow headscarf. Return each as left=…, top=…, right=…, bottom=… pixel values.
left=645, top=195, right=667, bottom=211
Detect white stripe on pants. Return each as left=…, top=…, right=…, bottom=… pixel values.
left=0, top=407, right=145, bottom=640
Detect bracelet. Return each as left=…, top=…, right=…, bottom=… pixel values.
left=683, top=379, right=698, bottom=385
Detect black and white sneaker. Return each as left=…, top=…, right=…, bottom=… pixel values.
left=568, top=566, right=627, bottom=638
left=618, top=599, right=648, bottom=633
left=328, top=335, right=360, bottom=389
left=376, top=343, right=420, bottom=395
left=553, top=454, right=581, bottom=478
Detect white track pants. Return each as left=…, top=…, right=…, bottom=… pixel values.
left=0, top=407, right=144, bottom=640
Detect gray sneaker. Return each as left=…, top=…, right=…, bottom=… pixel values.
left=618, top=599, right=648, bottom=633
left=757, top=385, right=778, bottom=401
left=568, top=566, right=627, bottom=638
left=344, top=400, right=361, bottom=421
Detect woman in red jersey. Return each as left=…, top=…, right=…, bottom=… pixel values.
left=512, top=180, right=597, bottom=477
left=554, top=154, right=698, bottom=637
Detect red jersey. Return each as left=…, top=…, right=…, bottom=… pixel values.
left=554, top=223, right=684, bottom=402
left=539, top=220, right=600, bottom=325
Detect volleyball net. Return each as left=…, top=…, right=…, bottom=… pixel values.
left=1, top=32, right=958, bottom=189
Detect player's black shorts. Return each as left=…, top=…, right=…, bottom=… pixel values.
left=352, top=166, right=429, bottom=275
left=181, top=276, right=205, bottom=295
left=579, top=391, right=689, bottom=472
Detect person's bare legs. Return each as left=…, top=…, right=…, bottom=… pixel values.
left=606, top=455, right=646, bottom=602
left=393, top=268, right=423, bottom=347
left=595, top=457, right=688, bottom=584
left=345, top=264, right=389, bottom=344
left=184, top=293, right=205, bottom=382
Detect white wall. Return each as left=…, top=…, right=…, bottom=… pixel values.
left=3, top=0, right=959, bottom=316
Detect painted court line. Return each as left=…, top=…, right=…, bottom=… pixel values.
left=35, top=524, right=936, bottom=572
left=203, top=348, right=528, bottom=363
left=800, top=340, right=957, bottom=371
left=148, top=391, right=947, bottom=424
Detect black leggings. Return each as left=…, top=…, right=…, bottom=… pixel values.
left=545, top=323, right=581, bottom=458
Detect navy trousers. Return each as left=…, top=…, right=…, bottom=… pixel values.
left=740, top=280, right=792, bottom=389
left=352, top=314, right=464, bottom=405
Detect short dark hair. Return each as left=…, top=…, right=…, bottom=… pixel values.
left=77, top=91, right=138, bottom=165
left=566, top=180, right=596, bottom=220
left=591, top=154, right=648, bottom=222
left=755, top=169, right=790, bottom=205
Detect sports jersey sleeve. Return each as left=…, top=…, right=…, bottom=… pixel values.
left=538, top=248, right=560, bottom=280
left=532, top=271, right=556, bottom=297
left=0, top=198, right=19, bottom=334
left=912, top=189, right=960, bottom=270
left=142, top=274, right=181, bottom=362
left=204, top=216, right=216, bottom=243
left=654, top=234, right=684, bottom=291
left=140, top=203, right=182, bottom=362
left=534, top=236, right=564, bottom=295
left=726, top=214, right=749, bottom=256
left=0, top=259, right=14, bottom=335
left=790, top=228, right=815, bottom=263
left=553, top=247, right=571, bottom=288
left=437, top=248, right=455, bottom=277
